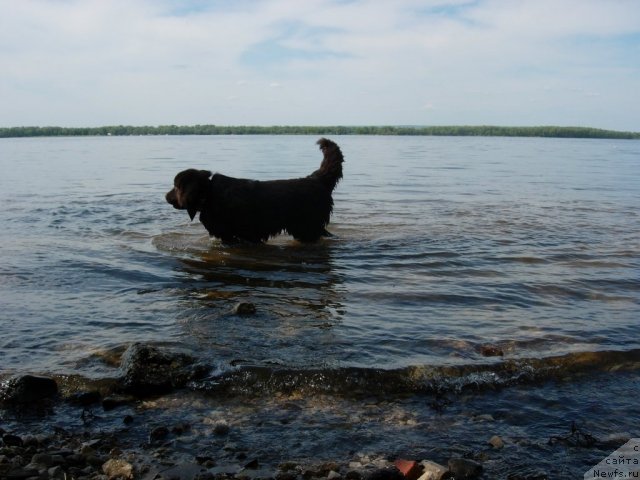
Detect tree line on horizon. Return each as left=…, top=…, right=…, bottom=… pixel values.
left=1, top=124, right=638, bottom=139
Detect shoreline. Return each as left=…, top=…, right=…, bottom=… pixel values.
left=1, top=125, right=639, bottom=140
left=1, top=384, right=630, bottom=480
left=1, top=418, right=476, bottom=480
left=2, top=355, right=636, bottom=479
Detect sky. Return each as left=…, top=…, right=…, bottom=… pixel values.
left=1, top=0, right=639, bottom=130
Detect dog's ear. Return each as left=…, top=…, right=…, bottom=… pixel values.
left=175, top=169, right=212, bottom=220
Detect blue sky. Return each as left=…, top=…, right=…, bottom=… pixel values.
left=1, top=0, right=639, bottom=130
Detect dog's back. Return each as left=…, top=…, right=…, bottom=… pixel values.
left=199, top=173, right=333, bottom=243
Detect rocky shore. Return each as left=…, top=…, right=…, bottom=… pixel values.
left=0, top=343, right=496, bottom=480
left=4, top=342, right=611, bottom=480
left=1, top=426, right=487, bottom=480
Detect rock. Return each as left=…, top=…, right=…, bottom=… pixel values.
left=2, top=434, right=24, bottom=447
left=149, top=426, right=170, bottom=444
left=68, top=390, right=101, bottom=406
left=473, top=414, right=495, bottom=422
left=479, top=344, right=504, bottom=357
left=21, top=435, right=40, bottom=448
left=102, top=394, right=137, bottom=410
left=48, top=465, right=65, bottom=479
left=30, top=453, right=54, bottom=467
left=65, top=453, right=86, bottom=466
left=234, top=302, right=257, bottom=315
left=109, top=447, right=123, bottom=458
left=0, top=375, right=58, bottom=405
left=67, top=467, right=85, bottom=478
left=157, top=462, right=206, bottom=480
left=87, top=453, right=108, bottom=468
left=345, top=472, right=362, bottom=480
left=3, top=467, right=40, bottom=479
left=328, top=471, right=342, bottom=480
left=196, top=455, right=215, bottom=465
left=364, top=467, right=405, bottom=480
left=23, top=463, right=46, bottom=476
left=393, top=459, right=422, bottom=480
left=488, top=435, right=505, bottom=449
left=316, top=462, right=341, bottom=477
left=278, top=461, right=299, bottom=472
left=243, top=459, right=260, bottom=470
left=276, top=472, right=299, bottom=480
left=301, top=462, right=341, bottom=478
left=417, top=461, right=447, bottom=480
left=80, top=439, right=100, bottom=455
left=213, top=423, right=230, bottom=436
left=172, top=422, right=191, bottom=435
left=447, top=458, right=482, bottom=479
left=118, top=343, right=210, bottom=396
left=102, top=458, right=134, bottom=480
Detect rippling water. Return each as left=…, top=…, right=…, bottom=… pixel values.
left=1, top=135, right=639, bottom=476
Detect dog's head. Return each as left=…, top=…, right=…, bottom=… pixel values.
left=165, top=169, right=212, bottom=220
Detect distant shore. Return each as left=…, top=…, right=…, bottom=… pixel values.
left=1, top=125, right=639, bottom=139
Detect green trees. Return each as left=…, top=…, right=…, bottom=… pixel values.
left=1, top=125, right=638, bottom=139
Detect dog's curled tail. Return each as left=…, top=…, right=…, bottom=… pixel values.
left=311, top=138, right=344, bottom=191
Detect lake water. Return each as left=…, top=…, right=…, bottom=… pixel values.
left=1, top=135, right=639, bottom=477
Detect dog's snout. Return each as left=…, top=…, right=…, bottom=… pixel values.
left=166, top=188, right=179, bottom=207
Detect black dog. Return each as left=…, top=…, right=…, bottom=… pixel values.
left=165, top=138, right=344, bottom=243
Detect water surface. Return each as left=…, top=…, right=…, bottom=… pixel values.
left=1, top=135, right=639, bottom=477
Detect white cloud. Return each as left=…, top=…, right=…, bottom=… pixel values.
left=0, top=0, right=638, bottom=129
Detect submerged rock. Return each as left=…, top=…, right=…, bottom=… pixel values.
left=117, top=343, right=210, bottom=396
left=149, top=426, right=170, bottom=444
left=479, top=345, right=504, bottom=357
left=213, top=422, right=231, bottom=436
left=233, top=302, right=257, bottom=315
left=0, top=375, right=58, bottom=406
left=488, top=435, right=505, bottom=449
